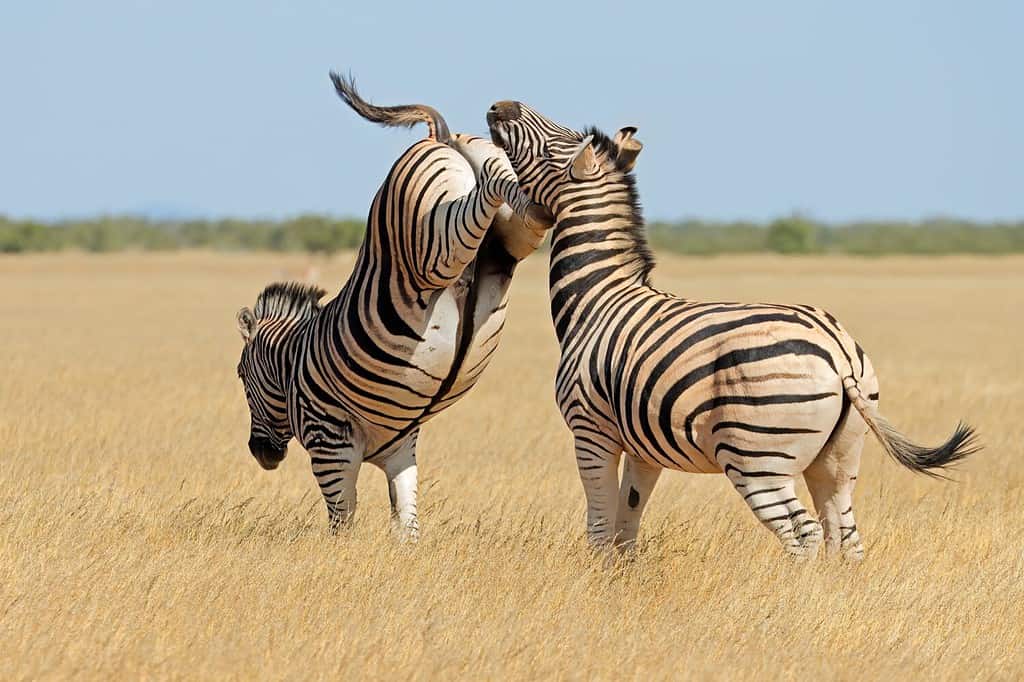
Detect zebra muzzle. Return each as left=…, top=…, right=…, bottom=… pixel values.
left=487, top=102, right=520, bottom=150
left=488, top=101, right=522, bottom=122
left=248, top=436, right=287, bottom=470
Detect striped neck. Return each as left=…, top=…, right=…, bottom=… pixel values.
left=263, top=318, right=311, bottom=393
left=548, top=172, right=654, bottom=344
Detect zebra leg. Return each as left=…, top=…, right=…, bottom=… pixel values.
left=376, top=431, right=419, bottom=542
left=478, top=157, right=551, bottom=231
left=614, top=455, right=661, bottom=551
left=805, top=420, right=866, bottom=561
left=415, top=150, right=546, bottom=288
left=450, top=134, right=551, bottom=235
left=310, top=445, right=363, bottom=533
left=573, top=431, right=622, bottom=548
left=727, top=469, right=822, bottom=558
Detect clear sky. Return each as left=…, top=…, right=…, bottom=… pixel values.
left=1, top=1, right=1020, bottom=222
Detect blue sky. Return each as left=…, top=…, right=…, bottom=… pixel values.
left=1, top=1, right=1020, bottom=222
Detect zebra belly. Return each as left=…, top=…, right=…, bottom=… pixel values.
left=355, top=268, right=512, bottom=432
left=311, top=287, right=464, bottom=440
left=405, top=287, right=463, bottom=388
left=431, top=246, right=516, bottom=409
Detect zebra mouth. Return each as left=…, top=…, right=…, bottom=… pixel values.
left=256, top=453, right=284, bottom=470
left=487, top=114, right=508, bottom=150
left=249, top=437, right=287, bottom=470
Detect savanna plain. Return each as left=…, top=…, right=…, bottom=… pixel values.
left=2, top=252, right=1022, bottom=680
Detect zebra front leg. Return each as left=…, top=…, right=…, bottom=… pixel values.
left=473, top=152, right=552, bottom=235
left=375, top=431, right=420, bottom=542
left=310, top=445, right=363, bottom=533
left=416, top=151, right=545, bottom=289
left=615, top=455, right=662, bottom=552
left=450, top=134, right=552, bottom=243
left=572, top=432, right=622, bottom=549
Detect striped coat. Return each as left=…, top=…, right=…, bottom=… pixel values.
left=235, top=76, right=551, bottom=537
left=485, top=100, right=977, bottom=559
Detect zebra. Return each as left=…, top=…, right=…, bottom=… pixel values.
left=234, top=75, right=552, bottom=539
left=484, top=100, right=979, bottom=559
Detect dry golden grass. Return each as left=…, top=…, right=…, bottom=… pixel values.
left=2, top=252, right=1022, bottom=680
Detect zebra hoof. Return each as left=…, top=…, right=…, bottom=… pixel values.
left=842, top=544, right=865, bottom=563
left=796, top=520, right=824, bottom=559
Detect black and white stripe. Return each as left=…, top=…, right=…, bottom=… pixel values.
left=234, top=76, right=550, bottom=537
left=486, top=101, right=978, bottom=559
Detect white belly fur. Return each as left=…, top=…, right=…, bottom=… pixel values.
left=408, top=287, right=462, bottom=384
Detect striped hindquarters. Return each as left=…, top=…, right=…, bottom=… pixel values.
left=560, top=292, right=865, bottom=474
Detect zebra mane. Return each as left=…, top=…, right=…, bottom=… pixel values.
left=253, top=282, right=328, bottom=321
left=582, top=126, right=655, bottom=282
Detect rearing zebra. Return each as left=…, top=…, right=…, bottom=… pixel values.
left=235, top=75, right=551, bottom=538
left=485, top=100, right=979, bottom=559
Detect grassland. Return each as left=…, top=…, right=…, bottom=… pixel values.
left=1, top=252, right=1021, bottom=680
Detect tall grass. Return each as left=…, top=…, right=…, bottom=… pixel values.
left=1, top=253, right=1021, bottom=679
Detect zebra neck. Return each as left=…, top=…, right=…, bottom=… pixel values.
left=273, top=320, right=311, bottom=392
left=548, top=209, right=653, bottom=344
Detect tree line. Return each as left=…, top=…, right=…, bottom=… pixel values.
left=2, top=214, right=1023, bottom=256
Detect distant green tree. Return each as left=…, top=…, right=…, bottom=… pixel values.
left=767, top=215, right=818, bottom=254
left=0, top=218, right=56, bottom=252
left=2, top=213, right=1023, bottom=256
left=282, top=215, right=364, bottom=255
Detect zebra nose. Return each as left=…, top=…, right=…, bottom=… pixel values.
left=249, top=436, right=286, bottom=470
left=490, top=101, right=522, bottom=122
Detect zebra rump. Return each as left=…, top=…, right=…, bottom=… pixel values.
left=329, top=71, right=451, bottom=144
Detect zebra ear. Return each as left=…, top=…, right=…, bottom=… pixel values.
left=568, top=135, right=598, bottom=180
left=237, top=307, right=257, bottom=343
left=613, top=126, right=642, bottom=172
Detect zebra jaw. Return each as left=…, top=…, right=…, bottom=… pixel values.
left=488, top=123, right=509, bottom=151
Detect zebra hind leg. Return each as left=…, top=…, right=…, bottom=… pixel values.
left=376, top=431, right=420, bottom=542
left=804, top=412, right=867, bottom=562
left=727, top=469, right=823, bottom=558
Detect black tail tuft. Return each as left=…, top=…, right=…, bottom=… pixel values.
left=879, top=420, right=981, bottom=479
left=329, top=71, right=450, bottom=144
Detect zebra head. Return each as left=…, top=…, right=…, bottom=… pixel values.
left=486, top=101, right=642, bottom=211
left=235, top=283, right=326, bottom=470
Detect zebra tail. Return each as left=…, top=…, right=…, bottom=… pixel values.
left=329, top=71, right=451, bottom=144
left=842, top=378, right=980, bottom=478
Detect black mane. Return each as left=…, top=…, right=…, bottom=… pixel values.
left=582, top=126, right=655, bottom=282
left=253, top=282, right=328, bottom=321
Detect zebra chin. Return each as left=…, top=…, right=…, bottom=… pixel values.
left=248, top=436, right=287, bottom=470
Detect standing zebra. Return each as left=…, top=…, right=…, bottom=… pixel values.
left=235, top=75, right=551, bottom=538
left=485, top=101, right=978, bottom=559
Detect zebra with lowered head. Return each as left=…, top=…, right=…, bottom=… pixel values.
left=484, top=100, right=979, bottom=559
left=235, top=75, right=551, bottom=538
